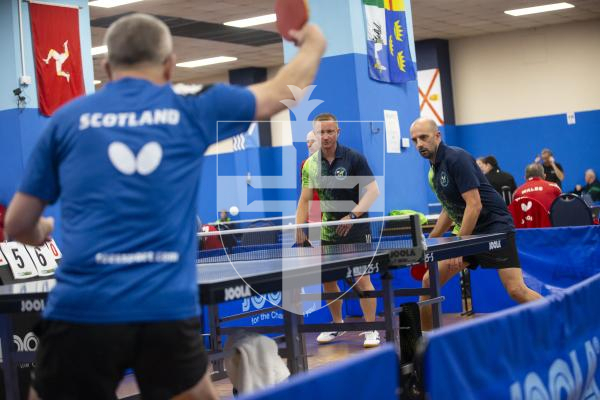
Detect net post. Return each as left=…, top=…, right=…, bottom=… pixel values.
left=409, top=214, right=424, bottom=248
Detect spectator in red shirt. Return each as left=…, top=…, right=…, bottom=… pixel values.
left=300, top=131, right=321, bottom=222
left=513, top=163, right=562, bottom=211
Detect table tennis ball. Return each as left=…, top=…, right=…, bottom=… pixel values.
left=229, top=206, right=239, bottom=216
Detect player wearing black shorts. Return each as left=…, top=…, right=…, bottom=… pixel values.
left=5, top=13, right=326, bottom=399
left=297, top=113, right=381, bottom=348
left=410, top=117, right=542, bottom=331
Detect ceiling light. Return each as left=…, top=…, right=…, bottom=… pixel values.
left=93, top=80, right=102, bottom=85
left=89, top=0, right=143, bottom=8
left=176, top=56, right=238, bottom=68
left=504, top=2, right=574, bottom=16
left=91, top=45, right=108, bottom=56
left=224, top=14, right=277, bottom=28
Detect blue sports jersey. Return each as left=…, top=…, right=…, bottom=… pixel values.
left=20, top=78, right=255, bottom=323
left=428, top=142, right=514, bottom=234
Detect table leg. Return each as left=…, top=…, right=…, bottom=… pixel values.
left=282, top=287, right=307, bottom=374
left=283, top=309, right=307, bottom=374
left=428, top=261, right=443, bottom=329
left=0, top=314, right=20, bottom=400
left=381, top=270, right=400, bottom=349
left=207, top=304, right=225, bottom=376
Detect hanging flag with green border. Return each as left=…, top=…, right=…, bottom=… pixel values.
left=363, top=0, right=416, bottom=83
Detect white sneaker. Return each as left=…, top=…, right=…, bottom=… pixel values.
left=360, top=330, right=380, bottom=348
left=316, top=330, right=346, bottom=344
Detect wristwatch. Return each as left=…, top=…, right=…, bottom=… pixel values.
left=349, top=212, right=358, bottom=219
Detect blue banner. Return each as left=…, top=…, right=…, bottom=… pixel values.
left=424, top=272, right=600, bottom=399
left=239, top=345, right=399, bottom=400
left=472, top=226, right=600, bottom=312
left=363, top=0, right=416, bottom=84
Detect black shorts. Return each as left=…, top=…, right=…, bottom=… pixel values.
left=463, top=231, right=521, bottom=269
left=31, top=317, right=208, bottom=400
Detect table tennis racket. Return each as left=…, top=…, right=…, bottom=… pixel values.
left=410, top=263, right=427, bottom=281
left=275, top=0, right=309, bottom=42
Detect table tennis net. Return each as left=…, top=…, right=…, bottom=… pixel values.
left=197, top=215, right=424, bottom=264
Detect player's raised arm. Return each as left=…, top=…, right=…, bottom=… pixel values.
left=249, top=24, right=326, bottom=120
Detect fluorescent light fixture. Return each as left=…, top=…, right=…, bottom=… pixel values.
left=93, top=80, right=102, bottom=85
left=89, top=0, right=143, bottom=8
left=176, top=56, right=238, bottom=68
left=224, top=14, right=277, bottom=28
left=91, top=45, right=108, bottom=56
left=504, top=2, right=574, bottom=16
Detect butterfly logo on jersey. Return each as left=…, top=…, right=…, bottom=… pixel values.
left=521, top=201, right=533, bottom=212
left=108, top=142, right=163, bottom=176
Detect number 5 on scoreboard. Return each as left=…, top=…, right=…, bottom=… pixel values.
left=0, top=242, right=38, bottom=279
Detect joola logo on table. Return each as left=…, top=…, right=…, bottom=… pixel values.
left=390, top=248, right=418, bottom=263
left=21, top=299, right=45, bottom=312
left=489, top=240, right=502, bottom=251
left=224, top=285, right=251, bottom=301
left=391, top=249, right=417, bottom=257
left=509, top=336, right=600, bottom=399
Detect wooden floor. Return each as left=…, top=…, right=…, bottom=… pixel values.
left=116, top=313, right=477, bottom=399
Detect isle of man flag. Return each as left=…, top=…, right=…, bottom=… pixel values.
left=363, top=0, right=416, bottom=84
left=29, top=3, right=85, bottom=116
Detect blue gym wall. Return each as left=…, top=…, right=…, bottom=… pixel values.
left=445, top=109, right=600, bottom=192
left=445, top=20, right=600, bottom=193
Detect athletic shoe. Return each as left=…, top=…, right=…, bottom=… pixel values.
left=316, top=330, right=346, bottom=344
left=360, top=330, right=380, bottom=348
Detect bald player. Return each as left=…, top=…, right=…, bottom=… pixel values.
left=5, top=13, right=326, bottom=399
left=410, top=117, right=542, bottom=331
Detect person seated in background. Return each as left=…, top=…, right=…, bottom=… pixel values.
left=573, top=169, right=600, bottom=202
left=513, top=163, right=562, bottom=211
left=535, top=148, right=564, bottom=189
left=476, top=155, right=517, bottom=195
left=216, top=209, right=231, bottom=224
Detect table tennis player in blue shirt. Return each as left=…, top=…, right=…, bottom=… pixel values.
left=5, top=13, right=326, bottom=400
left=410, top=117, right=542, bottom=331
